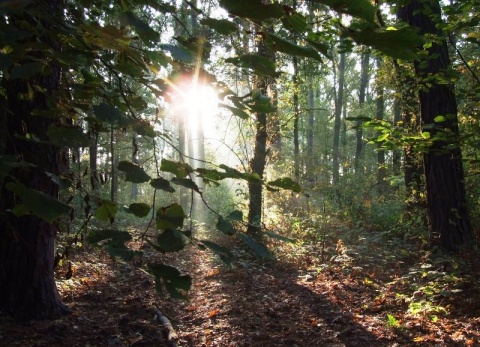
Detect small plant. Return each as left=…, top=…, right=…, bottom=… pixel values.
left=386, top=314, right=402, bottom=329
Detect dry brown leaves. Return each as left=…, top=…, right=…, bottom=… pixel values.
left=1, top=226, right=479, bottom=347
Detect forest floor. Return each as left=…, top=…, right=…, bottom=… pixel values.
left=1, top=220, right=480, bottom=346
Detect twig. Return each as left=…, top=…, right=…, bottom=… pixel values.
left=153, top=307, right=178, bottom=347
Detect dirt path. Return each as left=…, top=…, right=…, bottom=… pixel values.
left=1, top=225, right=479, bottom=346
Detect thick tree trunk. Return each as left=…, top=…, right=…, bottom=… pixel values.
left=400, top=0, right=472, bottom=252
left=0, top=0, right=69, bottom=319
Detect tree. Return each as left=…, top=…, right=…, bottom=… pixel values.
left=375, top=57, right=386, bottom=193
left=399, top=0, right=473, bottom=251
left=0, top=0, right=434, bottom=321
left=247, top=30, right=272, bottom=234
left=354, top=51, right=370, bottom=173
left=332, top=39, right=346, bottom=186
left=0, top=0, right=70, bottom=319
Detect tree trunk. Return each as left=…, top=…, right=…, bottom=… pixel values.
left=110, top=125, right=118, bottom=202
left=0, top=0, right=69, bottom=319
left=355, top=52, right=370, bottom=173
left=400, top=0, right=472, bottom=252
left=332, top=43, right=346, bottom=186
left=88, top=122, right=99, bottom=192
left=293, top=54, right=300, bottom=180
left=131, top=136, right=139, bottom=202
left=247, top=27, right=272, bottom=234
left=375, top=57, right=386, bottom=193
left=392, top=98, right=402, bottom=176
left=306, top=74, right=315, bottom=183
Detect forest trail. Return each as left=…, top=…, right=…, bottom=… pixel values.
left=1, top=224, right=479, bottom=346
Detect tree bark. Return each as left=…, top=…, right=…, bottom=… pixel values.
left=332, top=43, right=345, bottom=186
left=0, top=0, right=69, bottom=319
left=293, top=54, right=300, bottom=180
left=354, top=52, right=370, bottom=173
left=392, top=98, right=402, bottom=176
left=306, top=74, right=315, bottom=183
left=110, top=125, right=118, bottom=202
left=375, top=57, right=386, bottom=193
left=247, top=27, right=272, bottom=234
left=131, top=136, right=139, bottom=202
left=400, top=0, right=472, bottom=252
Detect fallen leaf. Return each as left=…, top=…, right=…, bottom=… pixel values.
left=208, top=309, right=220, bottom=318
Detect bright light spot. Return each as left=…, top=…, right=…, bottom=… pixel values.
left=184, top=83, right=219, bottom=136
left=168, top=76, right=219, bottom=138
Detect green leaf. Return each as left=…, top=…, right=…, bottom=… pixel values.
left=216, top=217, right=235, bottom=235
left=306, top=33, right=332, bottom=59
left=221, top=104, right=250, bottom=120
left=219, top=0, right=284, bottom=21
left=126, top=203, right=151, bottom=217
left=117, top=161, right=151, bottom=183
left=156, top=229, right=190, bottom=252
left=45, top=172, right=72, bottom=190
left=201, top=18, right=238, bottom=35
left=310, top=0, right=377, bottom=24
left=86, top=229, right=140, bottom=261
left=377, top=133, right=389, bottom=141
left=248, top=95, right=276, bottom=113
left=93, top=103, right=127, bottom=125
left=218, top=164, right=261, bottom=182
left=6, top=182, right=72, bottom=223
left=282, top=12, right=308, bottom=33
left=171, top=177, right=200, bottom=193
left=86, top=229, right=132, bottom=244
left=199, top=240, right=234, bottom=265
left=0, top=156, right=34, bottom=182
left=227, top=210, right=243, bottom=221
left=131, top=119, right=156, bottom=137
left=160, top=44, right=195, bottom=64
left=196, top=168, right=230, bottom=182
left=105, top=243, right=142, bottom=261
left=266, top=32, right=323, bottom=62
left=120, top=11, right=159, bottom=45
left=160, top=159, right=194, bottom=178
left=421, top=132, right=431, bottom=140
left=387, top=314, right=400, bottom=327
left=267, top=177, right=301, bottom=192
left=237, top=233, right=273, bottom=260
left=262, top=231, right=296, bottom=243
left=434, top=115, right=446, bottom=123
left=47, top=124, right=89, bottom=148
left=344, top=27, right=424, bottom=60
left=150, top=177, right=176, bottom=192
left=225, top=54, right=276, bottom=77
left=156, top=203, right=186, bottom=230
left=148, top=263, right=192, bottom=299
left=94, top=200, right=119, bottom=223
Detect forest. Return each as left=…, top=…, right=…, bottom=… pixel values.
left=1, top=0, right=479, bottom=346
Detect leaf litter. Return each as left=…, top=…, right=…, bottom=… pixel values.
left=0, top=223, right=479, bottom=346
